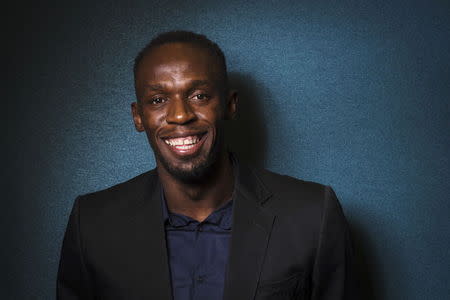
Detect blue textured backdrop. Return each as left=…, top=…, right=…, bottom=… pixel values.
left=4, top=0, right=449, bottom=299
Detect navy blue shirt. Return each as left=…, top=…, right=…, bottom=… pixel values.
left=162, top=195, right=233, bottom=300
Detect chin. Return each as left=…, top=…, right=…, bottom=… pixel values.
left=157, top=149, right=219, bottom=183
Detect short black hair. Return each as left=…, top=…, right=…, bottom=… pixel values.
left=133, top=30, right=228, bottom=83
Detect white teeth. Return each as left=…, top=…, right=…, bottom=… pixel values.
left=164, top=135, right=200, bottom=147
left=177, top=144, right=195, bottom=150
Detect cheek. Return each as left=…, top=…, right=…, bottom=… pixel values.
left=142, top=109, right=165, bottom=131
left=198, top=102, right=225, bottom=123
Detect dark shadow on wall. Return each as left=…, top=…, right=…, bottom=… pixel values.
left=225, top=72, right=268, bottom=167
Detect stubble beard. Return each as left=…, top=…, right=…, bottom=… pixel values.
left=152, top=138, right=222, bottom=184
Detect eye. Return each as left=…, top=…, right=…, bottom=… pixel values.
left=192, top=93, right=209, bottom=101
left=151, top=97, right=167, bottom=104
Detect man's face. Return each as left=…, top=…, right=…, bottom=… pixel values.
left=132, top=42, right=236, bottom=182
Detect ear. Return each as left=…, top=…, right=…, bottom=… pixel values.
left=225, top=89, right=238, bottom=120
left=131, top=102, right=145, bottom=132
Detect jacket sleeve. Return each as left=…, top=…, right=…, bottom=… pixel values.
left=57, top=197, right=94, bottom=300
left=311, top=186, right=358, bottom=300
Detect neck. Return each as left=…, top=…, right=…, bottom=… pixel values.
left=157, top=152, right=234, bottom=222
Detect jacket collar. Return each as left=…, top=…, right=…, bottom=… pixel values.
left=223, top=160, right=275, bottom=300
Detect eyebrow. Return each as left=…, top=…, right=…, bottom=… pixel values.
left=143, top=84, right=165, bottom=91
left=143, top=80, right=213, bottom=92
left=189, top=80, right=211, bottom=88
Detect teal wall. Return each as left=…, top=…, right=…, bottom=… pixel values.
left=4, top=0, right=449, bottom=299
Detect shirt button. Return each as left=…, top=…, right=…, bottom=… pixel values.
left=196, top=276, right=205, bottom=283
left=197, top=226, right=203, bottom=232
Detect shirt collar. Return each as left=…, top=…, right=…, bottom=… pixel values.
left=161, top=194, right=233, bottom=229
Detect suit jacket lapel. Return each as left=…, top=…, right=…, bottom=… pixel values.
left=122, top=170, right=172, bottom=299
left=223, top=164, right=275, bottom=300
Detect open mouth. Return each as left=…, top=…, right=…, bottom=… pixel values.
left=162, top=133, right=207, bottom=154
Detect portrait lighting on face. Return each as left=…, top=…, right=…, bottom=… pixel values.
left=132, top=32, right=236, bottom=183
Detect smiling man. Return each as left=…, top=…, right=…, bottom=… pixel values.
left=57, top=31, right=357, bottom=300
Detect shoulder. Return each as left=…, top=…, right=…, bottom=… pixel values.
left=254, top=168, right=326, bottom=199
left=250, top=167, right=336, bottom=218
left=247, top=166, right=348, bottom=246
left=75, top=169, right=158, bottom=213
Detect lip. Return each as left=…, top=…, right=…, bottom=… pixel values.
left=160, top=132, right=207, bottom=157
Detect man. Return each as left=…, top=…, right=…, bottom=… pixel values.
left=57, top=31, right=357, bottom=300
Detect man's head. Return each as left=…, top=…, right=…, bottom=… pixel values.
left=131, top=31, right=237, bottom=183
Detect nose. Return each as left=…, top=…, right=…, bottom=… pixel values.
left=166, top=97, right=196, bottom=124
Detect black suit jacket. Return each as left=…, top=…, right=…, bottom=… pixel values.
left=57, top=163, right=357, bottom=299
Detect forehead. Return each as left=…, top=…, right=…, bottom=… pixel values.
left=135, top=42, right=222, bottom=85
